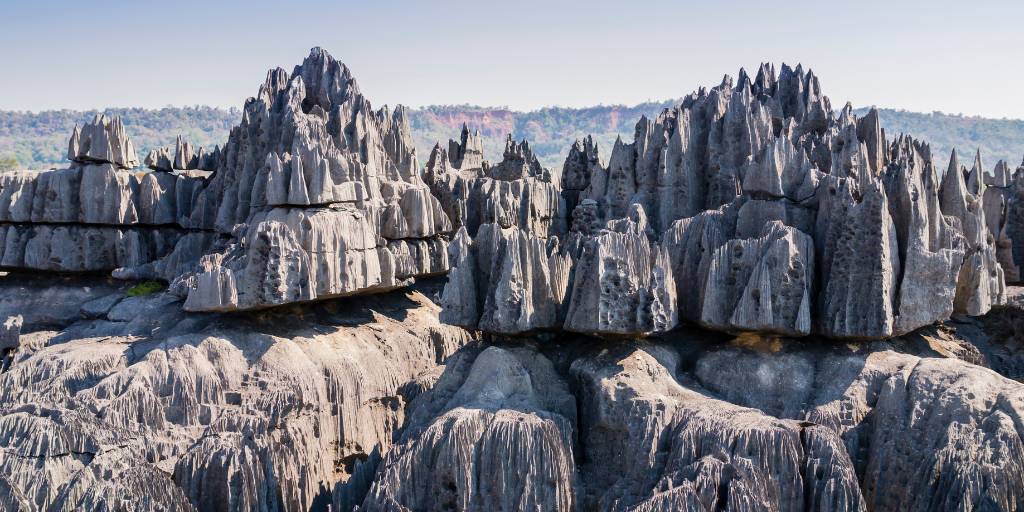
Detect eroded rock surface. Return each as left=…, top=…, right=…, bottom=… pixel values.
left=67, top=114, right=138, bottom=170
left=362, top=345, right=576, bottom=511
left=177, top=48, right=453, bottom=311
left=2, top=50, right=1018, bottom=340
left=440, top=63, right=1007, bottom=339
left=0, top=275, right=471, bottom=512
left=145, top=135, right=220, bottom=172
left=362, top=297, right=1024, bottom=511
left=0, top=119, right=209, bottom=273
left=1, top=274, right=1023, bottom=511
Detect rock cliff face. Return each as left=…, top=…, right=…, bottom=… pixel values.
left=0, top=274, right=472, bottom=512
left=0, top=114, right=206, bottom=273
left=67, top=114, right=139, bottom=170
left=985, top=158, right=1024, bottom=283
left=439, top=64, right=1008, bottom=339
left=176, top=48, right=453, bottom=311
left=2, top=273, right=1023, bottom=512
left=0, top=50, right=1014, bottom=339
left=0, top=48, right=454, bottom=311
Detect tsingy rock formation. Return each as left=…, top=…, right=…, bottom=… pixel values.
left=0, top=116, right=207, bottom=273
left=177, top=48, right=453, bottom=311
left=67, top=114, right=139, bottom=169
left=439, top=64, right=1007, bottom=339
left=145, top=135, right=221, bottom=172
left=984, top=157, right=1024, bottom=283
left=0, top=50, right=1016, bottom=339
left=0, top=274, right=472, bottom=512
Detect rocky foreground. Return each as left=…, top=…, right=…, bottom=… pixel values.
left=0, top=275, right=1021, bottom=511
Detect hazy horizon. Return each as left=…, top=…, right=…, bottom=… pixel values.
left=3, top=0, right=1023, bottom=118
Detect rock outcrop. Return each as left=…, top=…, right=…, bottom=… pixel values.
left=67, top=115, right=139, bottom=170
left=939, top=150, right=1006, bottom=315
left=439, top=63, right=1007, bottom=339
left=362, top=345, right=577, bottom=511
left=0, top=274, right=472, bottom=512
left=0, top=51, right=1016, bottom=337
left=1, top=48, right=453, bottom=310
left=175, top=48, right=454, bottom=311
left=5, top=48, right=1024, bottom=512
left=0, top=118, right=208, bottom=273
left=360, top=297, right=1024, bottom=511
left=424, top=128, right=565, bottom=237
left=985, top=157, right=1024, bottom=283
left=1, top=263, right=1024, bottom=512
left=145, top=135, right=221, bottom=172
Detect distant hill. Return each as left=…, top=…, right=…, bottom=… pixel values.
left=851, top=108, right=1024, bottom=170
left=0, top=107, right=240, bottom=171
left=408, top=101, right=679, bottom=169
left=2, top=103, right=1022, bottom=172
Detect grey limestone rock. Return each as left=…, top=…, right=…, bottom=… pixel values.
left=67, top=114, right=138, bottom=169
left=570, top=340, right=864, bottom=511
left=439, top=223, right=565, bottom=334
left=144, top=146, right=174, bottom=172
left=425, top=131, right=566, bottom=238
left=361, top=345, right=576, bottom=511
left=176, top=48, right=454, bottom=312
left=440, top=63, right=1007, bottom=339
left=939, top=150, right=1007, bottom=315
left=563, top=204, right=677, bottom=336
left=1006, top=163, right=1024, bottom=283
left=984, top=157, right=1024, bottom=283
left=4, top=49, right=1017, bottom=338
left=0, top=223, right=186, bottom=273
left=0, top=139, right=209, bottom=273
left=146, top=139, right=220, bottom=172
left=0, top=275, right=473, bottom=512
left=0, top=315, right=21, bottom=352
left=699, top=220, right=813, bottom=336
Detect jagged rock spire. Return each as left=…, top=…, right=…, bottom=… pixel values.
left=67, top=114, right=139, bottom=169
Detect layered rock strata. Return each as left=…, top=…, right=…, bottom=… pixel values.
left=439, top=63, right=1007, bottom=339
left=175, top=48, right=454, bottom=311
left=1, top=51, right=1016, bottom=339
left=1, top=49, right=454, bottom=311
left=0, top=117, right=208, bottom=273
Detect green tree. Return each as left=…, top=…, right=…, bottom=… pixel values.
left=0, top=155, right=18, bottom=171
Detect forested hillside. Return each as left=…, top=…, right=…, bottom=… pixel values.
left=0, top=107, right=239, bottom=170
left=2, top=103, right=1022, bottom=172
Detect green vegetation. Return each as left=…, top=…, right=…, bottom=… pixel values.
left=0, top=155, right=18, bottom=171
left=0, top=107, right=239, bottom=170
left=3, top=103, right=1022, bottom=172
left=126, top=280, right=165, bottom=297
left=852, top=108, right=1024, bottom=169
left=409, top=101, right=679, bottom=169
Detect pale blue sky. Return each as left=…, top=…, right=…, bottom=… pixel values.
left=2, top=0, right=1023, bottom=117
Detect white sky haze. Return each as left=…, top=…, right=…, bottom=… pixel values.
left=1, top=0, right=1022, bottom=118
